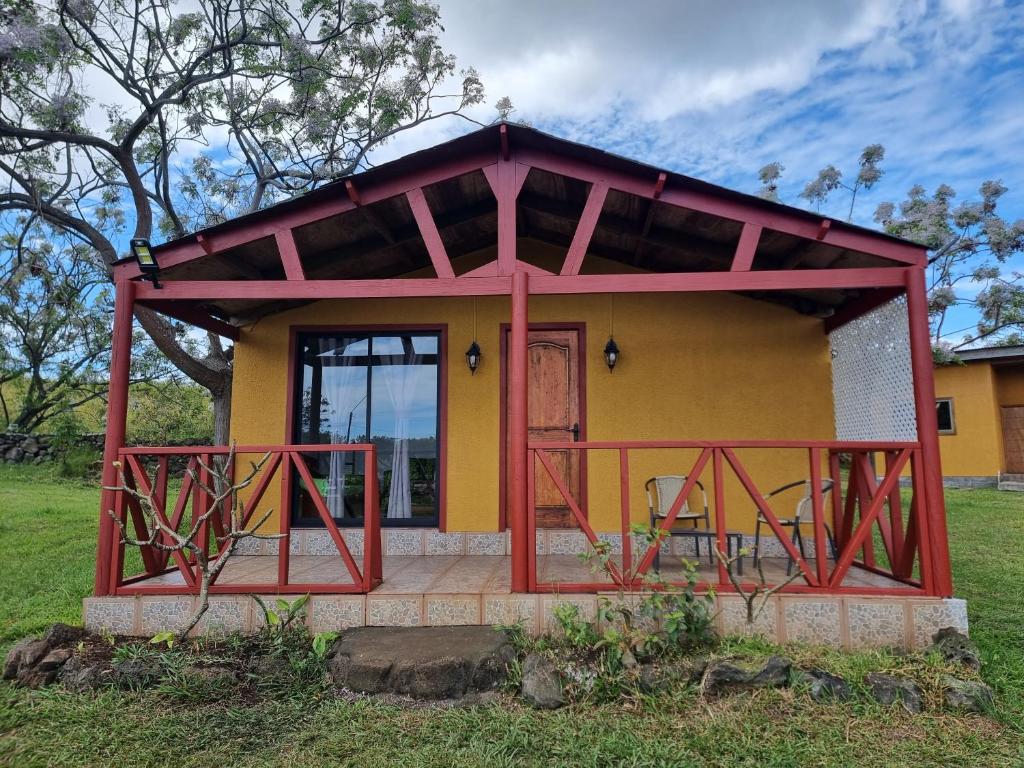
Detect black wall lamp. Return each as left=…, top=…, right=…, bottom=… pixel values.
left=603, top=336, right=620, bottom=372
left=465, top=340, right=482, bottom=374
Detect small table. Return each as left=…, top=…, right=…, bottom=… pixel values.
left=653, top=527, right=745, bottom=575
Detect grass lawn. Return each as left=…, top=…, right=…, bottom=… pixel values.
left=1, top=463, right=1023, bottom=767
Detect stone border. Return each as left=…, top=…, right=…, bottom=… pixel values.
left=277, top=528, right=823, bottom=560
left=84, top=594, right=968, bottom=650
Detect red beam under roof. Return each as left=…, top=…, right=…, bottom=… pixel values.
left=133, top=267, right=908, bottom=303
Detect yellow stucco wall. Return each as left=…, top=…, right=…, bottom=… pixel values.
left=229, top=250, right=835, bottom=534
left=995, top=365, right=1024, bottom=407
left=933, top=362, right=1003, bottom=476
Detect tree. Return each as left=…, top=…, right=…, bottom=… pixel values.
left=109, top=444, right=282, bottom=639
left=0, top=0, right=486, bottom=441
left=0, top=225, right=171, bottom=432
left=758, top=147, right=1024, bottom=353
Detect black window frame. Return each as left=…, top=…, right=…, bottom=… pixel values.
left=290, top=328, right=443, bottom=528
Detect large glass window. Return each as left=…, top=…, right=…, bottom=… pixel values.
left=292, top=331, right=441, bottom=527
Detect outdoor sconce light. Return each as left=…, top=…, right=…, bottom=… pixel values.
left=130, top=238, right=161, bottom=288
left=465, top=340, right=482, bottom=374
left=603, top=336, right=620, bottom=372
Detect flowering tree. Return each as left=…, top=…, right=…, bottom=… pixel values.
left=758, top=147, right=1024, bottom=354
left=0, top=0, right=487, bottom=439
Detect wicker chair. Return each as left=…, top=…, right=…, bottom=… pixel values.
left=753, top=479, right=838, bottom=575
left=645, top=475, right=711, bottom=565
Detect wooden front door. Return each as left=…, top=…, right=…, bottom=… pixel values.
left=1002, top=406, right=1024, bottom=473
left=504, top=328, right=584, bottom=528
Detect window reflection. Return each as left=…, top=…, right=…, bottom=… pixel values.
left=293, top=332, right=440, bottom=526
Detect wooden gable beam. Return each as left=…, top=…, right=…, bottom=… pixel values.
left=483, top=160, right=529, bottom=276
left=274, top=229, right=306, bottom=281
left=730, top=223, right=763, bottom=272
left=560, top=181, right=609, bottom=276
left=514, top=147, right=925, bottom=267
left=406, top=187, right=455, bottom=279
left=114, top=149, right=497, bottom=281
left=138, top=301, right=240, bottom=341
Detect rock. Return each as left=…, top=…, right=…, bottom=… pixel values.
left=942, top=676, right=994, bottom=713
left=329, top=653, right=393, bottom=693
left=17, top=667, right=59, bottom=689
left=866, top=673, right=923, bottom=714
left=638, top=659, right=702, bottom=693
left=794, top=668, right=852, bottom=702
left=43, top=623, right=87, bottom=648
left=520, top=654, right=564, bottom=709
left=3, top=637, right=52, bottom=685
left=703, top=655, right=792, bottom=694
left=111, top=658, right=164, bottom=690
left=60, top=657, right=109, bottom=691
left=4, top=447, right=24, bottom=462
left=4, top=637, right=44, bottom=679
left=327, top=626, right=515, bottom=700
left=37, top=648, right=73, bottom=672
left=930, top=628, right=981, bottom=672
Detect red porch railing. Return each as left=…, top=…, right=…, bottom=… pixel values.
left=106, top=444, right=383, bottom=596
left=528, top=440, right=938, bottom=597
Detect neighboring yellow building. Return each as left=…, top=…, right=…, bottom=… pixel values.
left=933, top=345, right=1024, bottom=488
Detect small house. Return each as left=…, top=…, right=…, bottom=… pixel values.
left=85, top=124, right=965, bottom=648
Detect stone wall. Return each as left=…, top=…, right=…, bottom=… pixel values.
left=0, top=432, right=105, bottom=464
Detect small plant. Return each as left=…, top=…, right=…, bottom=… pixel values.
left=253, top=594, right=310, bottom=637
left=576, top=524, right=717, bottom=665
left=150, top=631, right=176, bottom=649
left=553, top=602, right=598, bottom=648
left=715, top=547, right=802, bottom=625
left=312, top=630, right=339, bottom=659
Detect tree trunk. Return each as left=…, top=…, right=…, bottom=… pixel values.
left=213, top=381, right=232, bottom=446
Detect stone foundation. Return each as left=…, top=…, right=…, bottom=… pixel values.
left=84, top=592, right=968, bottom=651
left=281, top=528, right=820, bottom=559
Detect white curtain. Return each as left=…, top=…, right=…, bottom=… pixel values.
left=379, top=361, right=424, bottom=519
left=324, top=353, right=363, bottom=519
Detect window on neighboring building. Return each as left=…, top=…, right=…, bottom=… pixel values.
left=936, top=398, right=955, bottom=434
left=291, top=331, right=442, bottom=527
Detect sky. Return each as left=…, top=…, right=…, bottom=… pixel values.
left=368, top=0, right=1024, bottom=345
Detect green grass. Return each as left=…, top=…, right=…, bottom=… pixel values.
left=1, top=463, right=1023, bottom=767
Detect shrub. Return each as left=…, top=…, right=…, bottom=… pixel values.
left=59, top=445, right=102, bottom=480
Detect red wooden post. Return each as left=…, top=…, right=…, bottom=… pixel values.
left=905, top=268, right=954, bottom=596
left=509, top=270, right=530, bottom=592
left=809, top=448, right=829, bottom=585
left=619, top=448, right=632, bottom=578
left=278, top=451, right=293, bottom=587
left=95, top=279, right=136, bottom=596
left=712, top=449, right=729, bottom=587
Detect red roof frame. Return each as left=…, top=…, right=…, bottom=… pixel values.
left=114, top=122, right=926, bottom=284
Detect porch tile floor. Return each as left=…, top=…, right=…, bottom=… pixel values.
left=138, top=554, right=907, bottom=592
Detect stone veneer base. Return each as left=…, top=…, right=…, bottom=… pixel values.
left=84, top=593, right=968, bottom=651
left=276, top=528, right=822, bottom=560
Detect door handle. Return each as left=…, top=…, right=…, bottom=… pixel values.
left=571, top=422, right=580, bottom=441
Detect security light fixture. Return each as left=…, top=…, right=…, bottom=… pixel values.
left=604, top=337, right=620, bottom=372
left=130, top=238, right=161, bottom=288
left=465, top=340, right=482, bottom=374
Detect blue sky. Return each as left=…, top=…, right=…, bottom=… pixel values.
left=370, top=0, right=1024, bottom=345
